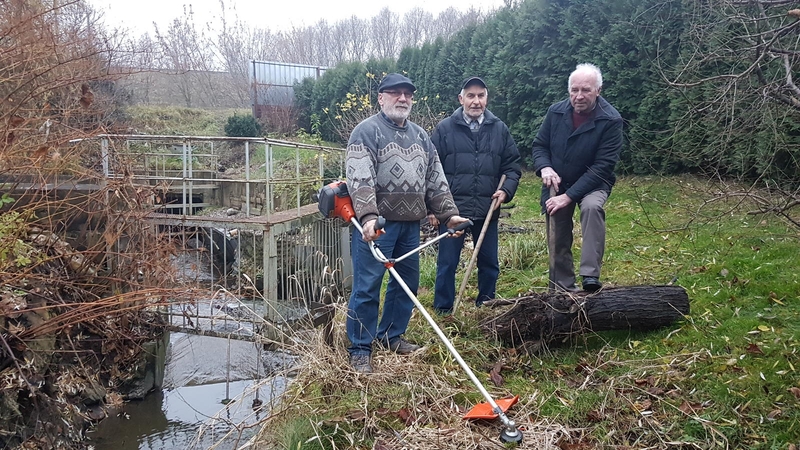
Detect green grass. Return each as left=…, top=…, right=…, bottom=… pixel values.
left=126, top=105, right=250, bottom=136
left=261, top=174, right=800, bottom=449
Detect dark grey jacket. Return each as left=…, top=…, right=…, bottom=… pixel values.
left=430, top=107, right=522, bottom=220
left=531, top=96, right=623, bottom=210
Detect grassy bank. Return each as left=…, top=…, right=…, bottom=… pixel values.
left=126, top=105, right=250, bottom=136
left=256, top=174, right=799, bottom=449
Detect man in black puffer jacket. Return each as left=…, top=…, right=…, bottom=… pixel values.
left=429, top=77, right=522, bottom=314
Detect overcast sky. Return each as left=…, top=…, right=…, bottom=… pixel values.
left=88, top=0, right=508, bottom=35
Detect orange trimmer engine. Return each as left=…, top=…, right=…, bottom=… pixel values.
left=316, top=180, right=356, bottom=223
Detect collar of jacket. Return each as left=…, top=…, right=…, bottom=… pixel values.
left=551, top=96, right=619, bottom=121
left=452, top=106, right=498, bottom=128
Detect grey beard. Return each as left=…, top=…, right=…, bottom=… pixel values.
left=384, top=104, right=411, bottom=123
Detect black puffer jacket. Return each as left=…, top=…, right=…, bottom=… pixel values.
left=531, top=96, right=623, bottom=211
left=431, top=107, right=522, bottom=220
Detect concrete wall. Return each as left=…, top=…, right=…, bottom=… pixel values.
left=116, top=70, right=248, bottom=109
left=219, top=181, right=316, bottom=215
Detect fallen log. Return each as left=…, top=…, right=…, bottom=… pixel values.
left=480, top=285, right=690, bottom=349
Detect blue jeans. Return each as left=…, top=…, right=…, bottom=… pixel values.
left=433, top=219, right=499, bottom=314
left=346, top=220, right=420, bottom=356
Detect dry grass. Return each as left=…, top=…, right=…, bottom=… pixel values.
left=254, top=302, right=573, bottom=449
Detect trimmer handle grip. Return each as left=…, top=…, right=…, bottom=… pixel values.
left=449, top=220, right=473, bottom=234
left=369, top=216, right=386, bottom=236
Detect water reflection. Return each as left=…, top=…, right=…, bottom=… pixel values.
left=89, top=378, right=287, bottom=450
left=88, top=331, right=293, bottom=450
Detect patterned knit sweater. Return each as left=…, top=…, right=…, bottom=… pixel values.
left=346, top=113, right=459, bottom=224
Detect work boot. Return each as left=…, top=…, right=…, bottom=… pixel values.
left=382, top=337, right=422, bottom=355
left=349, top=354, right=373, bottom=374
left=582, top=276, right=602, bottom=292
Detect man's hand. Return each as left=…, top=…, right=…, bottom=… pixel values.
left=427, top=213, right=439, bottom=228
left=545, top=193, right=572, bottom=215
left=361, top=219, right=380, bottom=242
left=445, top=215, right=470, bottom=238
left=491, top=190, right=507, bottom=210
left=540, top=167, right=561, bottom=192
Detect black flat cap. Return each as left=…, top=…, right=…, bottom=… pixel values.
left=462, top=76, right=487, bottom=90
left=378, top=73, right=416, bottom=93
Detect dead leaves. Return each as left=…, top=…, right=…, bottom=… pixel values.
left=678, top=400, right=712, bottom=415
left=0, top=291, right=27, bottom=319
left=33, top=145, right=49, bottom=159
left=746, top=343, right=764, bottom=355
left=633, top=398, right=653, bottom=414
left=647, top=386, right=666, bottom=397
left=691, top=265, right=708, bottom=274
left=556, top=436, right=595, bottom=450
left=489, top=361, right=505, bottom=387
left=766, top=409, right=782, bottom=420
left=585, top=409, right=605, bottom=422
left=4, top=114, right=25, bottom=144
left=789, top=387, right=800, bottom=400
left=79, top=83, right=94, bottom=108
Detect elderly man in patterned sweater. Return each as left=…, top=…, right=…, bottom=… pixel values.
left=345, top=73, right=470, bottom=374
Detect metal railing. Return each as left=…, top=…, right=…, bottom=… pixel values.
left=85, top=134, right=350, bottom=346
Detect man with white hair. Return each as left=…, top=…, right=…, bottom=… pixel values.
left=531, top=63, right=623, bottom=293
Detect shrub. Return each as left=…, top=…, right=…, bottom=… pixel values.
left=224, top=113, right=261, bottom=137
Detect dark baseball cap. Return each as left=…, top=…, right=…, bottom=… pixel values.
left=378, top=73, right=416, bottom=93
left=462, top=76, right=487, bottom=90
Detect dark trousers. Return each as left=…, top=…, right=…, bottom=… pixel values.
left=433, top=219, right=499, bottom=313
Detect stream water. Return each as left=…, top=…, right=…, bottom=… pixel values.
left=87, top=332, right=296, bottom=450
left=87, top=240, right=309, bottom=449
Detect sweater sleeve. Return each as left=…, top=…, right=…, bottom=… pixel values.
left=345, top=123, right=379, bottom=224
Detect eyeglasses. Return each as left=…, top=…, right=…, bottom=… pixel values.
left=382, top=90, right=414, bottom=99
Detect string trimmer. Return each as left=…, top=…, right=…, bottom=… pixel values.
left=316, top=180, right=523, bottom=444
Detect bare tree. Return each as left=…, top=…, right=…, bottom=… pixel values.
left=214, top=0, right=258, bottom=105
left=280, top=25, right=318, bottom=65
left=1, top=2, right=183, bottom=446
left=371, top=7, right=400, bottom=59
left=110, top=2, right=498, bottom=109
left=433, top=7, right=466, bottom=40
left=152, top=5, right=220, bottom=107
left=330, top=20, right=351, bottom=64
left=664, top=0, right=800, bottom=111
left=249, top=27, right=281, bottom=61
left=402, top=7, right=434, bottom=48
left=656, top=0, right=800, bottom=224
left=311, top=20, right=334, bottom=66
left=343, top=15, right=370, bottom=62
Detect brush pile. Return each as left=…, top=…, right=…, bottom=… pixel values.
left=0, top=221, right=174, bottom=449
